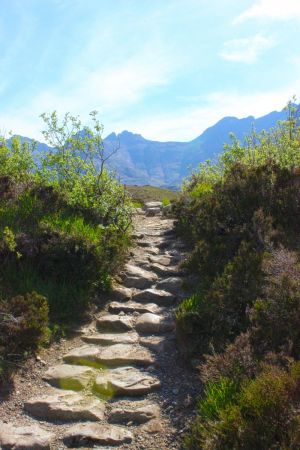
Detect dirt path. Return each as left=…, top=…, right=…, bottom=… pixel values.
left=0, top=211, right=199, bottom=449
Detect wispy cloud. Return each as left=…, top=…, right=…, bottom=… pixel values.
left=235, top=0, right=300, bottom=23
left=220, top=34, right=275, bottom=64
left=0, top=42, right=175, bottom=140
left=119, top=84, right=300, bottom=142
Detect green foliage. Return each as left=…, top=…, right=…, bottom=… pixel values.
left=0, top=111, right=133, bottom=381
left=177, top=101, right=300, bottom=449
left=185, top=363, right=300, bottom=450
left=198, top=377, right=239, bottom=422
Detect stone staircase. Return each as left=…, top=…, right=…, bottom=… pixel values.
left=0, top=208, right=189, bottom=449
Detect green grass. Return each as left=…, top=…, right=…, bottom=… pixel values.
left=126, top=184, right=179, bottom=205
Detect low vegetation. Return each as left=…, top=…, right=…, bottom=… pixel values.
left=0, top=111, right=132, bottom=381
left=175, top=101, right=300, bottom=449
left=125, top=184, right=179, bottom=206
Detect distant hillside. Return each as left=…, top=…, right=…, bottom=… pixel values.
left=8, top=106, right=293, bottom=187
left=105, top=109, right=289, bottom=186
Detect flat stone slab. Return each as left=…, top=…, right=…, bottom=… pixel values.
left=63, top=423, right=133, bottom=447
left=150, top=263, right=178, bottom=276
left=156, top=277, right=183, bottom=293
left=63, top=344, right=154, bottom=368
left=135, top=313, right=175, bottom=334
left=149, top=255, right=172, bottom=266
left=139, top=336, right=166, bottom=352
left=0, top=422, right=54, bottom=449
left=43, top=364, right=96, bottom=390
left=112, top=284, right=133, bottom=301
left=146, top=208, right=162, bottom=217
left=122, top=264, right=158, bottom=289
left=24, top=390, right=105, bottom=421
left=82, top=332, right=139, bottom=346
left=109, top=402, right=160, bottom=424
left=96, top=315, right=133, bottom=332
left=132, top=288, right=175, bottom=306
left=108, top=301, right=161, bottom=315
left=145, top=201, right=163, bottom=209
left=94, top=367, right=160, bottom=396
left=144, top=247, right=160, bottom=255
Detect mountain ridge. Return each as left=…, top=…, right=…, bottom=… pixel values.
left=7, top=106, right=292, bottom=187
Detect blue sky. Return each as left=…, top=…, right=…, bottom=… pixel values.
left=1, top=0, right=300, bottom=141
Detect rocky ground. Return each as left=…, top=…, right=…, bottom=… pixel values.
left=0, top=204, right=200, bottom=449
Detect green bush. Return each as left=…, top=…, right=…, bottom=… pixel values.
left=185, top=363, right=300, bottom=450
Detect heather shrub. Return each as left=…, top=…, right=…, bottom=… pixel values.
left=176, top=241, right=264, bottom=356
left=200, top=333, right=257, bottom=385
left=178, top=110, right=300, bottom=450
left=0, top=291, right=49, bottom=353
left=250, top=248, right=300, bottom=358
left=185, top=363, right=300, bottom=450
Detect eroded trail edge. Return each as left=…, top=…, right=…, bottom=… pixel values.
left=0, top=210, right=199, bottom=449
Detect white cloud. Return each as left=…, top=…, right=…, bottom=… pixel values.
left=0, top=45, right=174, bottom=141
left=113, top=85, right=300, bottom=142
left=235, top=0, right=300, bottom=23
left=220, top=34, right=275, bottom=64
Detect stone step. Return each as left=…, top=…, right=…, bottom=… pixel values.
left=146, top=207, right=161, bottom=216
left=43, top=364, right=96, bottom=391
left=136, top=240, right=162, bottom=248
left=94, top=366, right=160, bottom=397
left=82, top=332, right=139, bottom=346
left=132, top=288, right=175, bottom=306
left=139, top=335, right=166, bottom=352
left=63, top=423, right=133, bottom=447
left=108, top=301, right=161, bottom=315
left=145, top=201, right=162, bottom=209
left=96, top=314, right=133, bottom=332
left=122, top=264, right=158, bottom=289
left=24, top=389, right=105, bottom=421
left=0, top=422, right=54, bottom=449
left=150, top=262, right=179, bottom=277
left=112, top=284, right=133, bottom=301
left=63, top=344, right=154, bottom=368
left=156, top=276, right=183, bottom=294
left=108, top=401, right=160, bottom=424
left=149, top=255, right=173, bottom=266
left=135, top=313, right=175, bottom=334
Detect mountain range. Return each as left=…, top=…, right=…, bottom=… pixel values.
left=10, top=107, right=292, bottom=187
